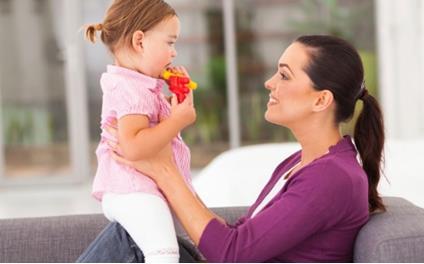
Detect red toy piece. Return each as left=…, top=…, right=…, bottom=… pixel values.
left=162, top=70, right=197, bottom=103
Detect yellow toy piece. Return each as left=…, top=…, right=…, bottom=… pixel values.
left=162, top=70, right=198, bottom=90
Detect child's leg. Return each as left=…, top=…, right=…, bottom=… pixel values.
left=102, top=193, right=179, bottom=263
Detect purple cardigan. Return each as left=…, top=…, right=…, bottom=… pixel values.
left=198, top=136, right=369, bottom=262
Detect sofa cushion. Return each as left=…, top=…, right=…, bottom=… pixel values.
left=354, top=197, right=424, bottom=262
left=0, top=207, right=248, bottom=263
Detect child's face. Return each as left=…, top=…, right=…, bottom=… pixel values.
left=137, top=15, right=180, bottom=78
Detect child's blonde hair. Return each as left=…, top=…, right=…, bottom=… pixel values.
left=85, top=0, right=176, bottom=52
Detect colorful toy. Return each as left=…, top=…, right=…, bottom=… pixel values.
left=162, top=69, right=198, bottom=103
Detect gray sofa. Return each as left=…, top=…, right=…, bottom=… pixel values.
left=0, top=197, right=423, bottom=262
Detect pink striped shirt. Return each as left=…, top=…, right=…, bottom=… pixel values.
left=92, top=65, right=194, bottom=201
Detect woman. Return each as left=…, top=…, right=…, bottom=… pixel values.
left=77, top=35, right=385, bottom=262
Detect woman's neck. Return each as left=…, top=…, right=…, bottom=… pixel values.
left=292, top=125, right=342, bottom=167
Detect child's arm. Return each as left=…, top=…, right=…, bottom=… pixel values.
left=118, top=93, right=195, bottom=161
left=118, top=114, right=179, bottom=161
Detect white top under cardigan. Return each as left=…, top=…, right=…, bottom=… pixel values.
left=251, top=162, right=301, bottom=218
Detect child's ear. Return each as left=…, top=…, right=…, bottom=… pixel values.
left=132, top=30, right=144, bottom=53
left=312, top=89, right=334, bottom=112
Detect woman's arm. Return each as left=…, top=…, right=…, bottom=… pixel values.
left=196, top=193, right=227, bottom=224
left=111, top=145, right=218, bottom=245
left=111, top=149, right=356, bottom=262
left=155, top=163, right=216, bottom=245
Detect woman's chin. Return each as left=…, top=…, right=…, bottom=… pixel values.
left=264, top=112, right=277, bottom=125
left=265, top=111, right=288, bottom=127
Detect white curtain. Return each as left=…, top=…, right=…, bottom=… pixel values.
left=376, top=0, right=424, bottom=139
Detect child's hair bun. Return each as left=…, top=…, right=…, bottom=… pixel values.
left=85, top=23, right=103, bottom=43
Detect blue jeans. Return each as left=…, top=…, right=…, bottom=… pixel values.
left=76, top=222, right=202, bottom=263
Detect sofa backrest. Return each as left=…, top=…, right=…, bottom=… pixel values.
left=0, top=197, right=423, bottom=262
left=0, top=214, right=109, bottom=262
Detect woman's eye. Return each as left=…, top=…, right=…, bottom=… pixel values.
left=168, top=42, right=175, bottom=46
left=280, top=72, right=289, bottom=80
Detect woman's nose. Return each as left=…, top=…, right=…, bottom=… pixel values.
left=264, top=78, right=274, bottom=91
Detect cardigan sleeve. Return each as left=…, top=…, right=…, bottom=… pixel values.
left=198, top=162, right=353, bottom=262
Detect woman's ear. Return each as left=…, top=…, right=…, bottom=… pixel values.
left=312, top=89, right=334, bottom=112
left=132, top=30, right=144, bottom=53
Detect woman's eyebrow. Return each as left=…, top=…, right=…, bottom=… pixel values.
left=279, top=63, right=295, bottom=77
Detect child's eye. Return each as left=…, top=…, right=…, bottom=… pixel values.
left=280, top=72, right=289, bottom=80
left=168, top=42, right=175, bottom=46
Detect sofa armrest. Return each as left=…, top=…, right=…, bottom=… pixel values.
left=174, top=206, right=248, bottom=239
left=354, top=197, right=424, bottom=262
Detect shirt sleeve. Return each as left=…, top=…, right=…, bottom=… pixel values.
left=110, top=79, right=157, bottom=120
left=198, top=162, right=353, bottom=262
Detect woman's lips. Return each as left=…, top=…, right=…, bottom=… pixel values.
left=268, top=94, right=279, bottom=106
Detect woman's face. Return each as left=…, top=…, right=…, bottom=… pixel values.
left=264, top=42, right=320, bottom=128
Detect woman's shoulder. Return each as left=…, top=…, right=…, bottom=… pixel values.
left=297, top=151, right=367, bottom=193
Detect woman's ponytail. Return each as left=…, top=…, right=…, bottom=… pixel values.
left=295, top=35, right=386, bottom=213
left=354, top=88, right=386, bottom=213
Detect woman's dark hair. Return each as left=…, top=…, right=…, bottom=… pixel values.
left=295, top=35, right=385, bottom=213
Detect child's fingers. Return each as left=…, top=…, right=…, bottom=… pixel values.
left=188, top=90, right=194, bottom=104
left=183, top=90, right=194, bottom=106
left=171, top=94, right=178, bottom=106
left=168, top=66, right=190, bottom=78
left=177, top=66, right=190, bottom=78
left=168, top=66, right=179, bottom=74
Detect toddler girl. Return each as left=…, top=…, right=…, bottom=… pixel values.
left=85, top=0, right=196, bottom=262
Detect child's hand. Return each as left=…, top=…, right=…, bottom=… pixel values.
left=166, top=65, right=191, bottom=78
left=169, top=90, right=196, bottom=130
left=164, top=65, right=197, bottom=103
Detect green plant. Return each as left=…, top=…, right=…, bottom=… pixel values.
left=289, top=0, right=372, bottom=42
left=3, top=106, right=54, bottom=146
